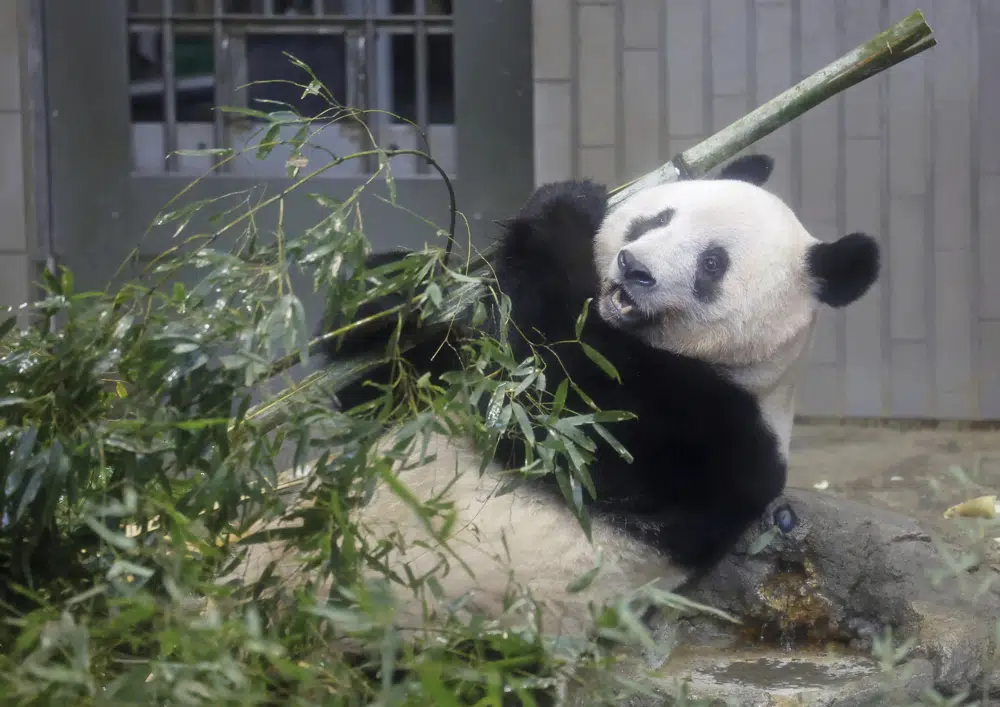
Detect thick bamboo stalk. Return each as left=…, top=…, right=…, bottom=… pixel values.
left=610, top=10, right=934, bottom=206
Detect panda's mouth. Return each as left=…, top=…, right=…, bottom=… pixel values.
left=611, top=285, right=636, bottom=315
left=608, top=284, right=647, bottom=324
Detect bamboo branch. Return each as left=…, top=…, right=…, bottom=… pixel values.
left=248, top=10, right=936, bottom=430
left=611, top=9, right=935, bottom=205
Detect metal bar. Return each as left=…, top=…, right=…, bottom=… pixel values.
left=362, top=0, right=379, bottom=173
left=414, top=0, right=428, bottom=174
left=211, top=0, right=228, bottom=171
left=24, top=0, right=56, bottom=277
left=312, top=0, right=323, bottom=15
left=128, top=21, right=453, bottom=35
left=262, top=0, right=274, bottom=14
left=127, top=13, right=453, bottom=25
left=161, top=0, right=179, bottom=172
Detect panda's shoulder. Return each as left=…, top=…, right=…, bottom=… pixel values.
left=596, top=333, right=778, bottom=452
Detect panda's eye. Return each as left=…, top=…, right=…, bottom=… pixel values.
left=698, top=247, right=729, bottom=280
left=773, top=505, right=798, bottom=533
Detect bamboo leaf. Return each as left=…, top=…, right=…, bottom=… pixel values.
left=580, top=343, right=621, bottom=383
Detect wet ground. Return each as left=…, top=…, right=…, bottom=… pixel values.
left=788, top=421, right=1000, bottom=533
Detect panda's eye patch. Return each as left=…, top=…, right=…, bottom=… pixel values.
left=698, top=247, right=728, bottom=278
left=773, top=505, right=798, bottom=533
left=624, top=207, right=675, bottom=243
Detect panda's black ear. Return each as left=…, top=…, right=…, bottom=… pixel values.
left=717, top=154, right=774, bottom=186
left=807, top=232, right=880, bottom=308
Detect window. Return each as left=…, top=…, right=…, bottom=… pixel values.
left=126, top=0, right=455, bottom=177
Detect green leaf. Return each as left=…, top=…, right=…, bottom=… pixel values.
left=42, top=266, right=61, bottom=295
left=425, top=281, right=443, bottom=309
left=512, top=371, right=538, bottom=398
left=566, top=550, right=603, bottom=593
left=574, top=298, right=592, bottom=339
left=574, top=463, right=597, bottom=501
left=593, top=423, right=634, bottom=463
left=552, top=378, right=569, bottom=414
left=472, top=300, right=487, bottom=327
left=486, top=384, right=508, bottom=429
left=616, top=601, right=659, bottom=652
left=380, top=152, right=397, bottom=204
left=107, top=559, right=155, bottom=582
left=0, top=316, right=16, bottom=340
left=581, top=342, right=621, bottom=383
left=569, top=473, right=584, bottom=513
left=747, top=525, right=781, bottom=556
left=173, top=418, right=229, bottom=431
left=512, top=404, right=535, bottom=445
left=216, top=105, right=280, bottom=121
left=13, top=458, right=48, bottom=523
left=84, top=516, right=138, bottom=552
left=256, top=123, right=282, bottom=160
left=60, top=266, right=74, bottom=295
left=415, top=663, right=463, bottom=707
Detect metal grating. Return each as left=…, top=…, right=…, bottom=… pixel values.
left=126, top=0, right=454, bottom=174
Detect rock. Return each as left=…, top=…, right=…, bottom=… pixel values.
left=635, top=651, right=933, bottom=707
left=669, top=489, right=1000, bottom=699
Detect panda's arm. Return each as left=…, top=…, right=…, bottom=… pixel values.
left=490, top=180, right=609, bottom=343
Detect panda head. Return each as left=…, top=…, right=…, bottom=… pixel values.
left=593, top=155, right=880, bottom=368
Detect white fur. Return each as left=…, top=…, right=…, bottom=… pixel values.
left=350, top=434, right=688, bottom=636
left=594, top=178, right=826, bottom=457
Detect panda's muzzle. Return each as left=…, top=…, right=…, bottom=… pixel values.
left=617, top=249, right=656, bottom=289
left=609, top=249, right=657, bottom=323
left=609, top=285, right=638, bottom=317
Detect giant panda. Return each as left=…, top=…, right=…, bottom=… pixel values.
left=301, top=154, right=881, bottom=639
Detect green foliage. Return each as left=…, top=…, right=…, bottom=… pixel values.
left=0, top=61, right=707, bottom=706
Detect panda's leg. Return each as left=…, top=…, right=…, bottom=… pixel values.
left=619, top=501, right=770, bottom=591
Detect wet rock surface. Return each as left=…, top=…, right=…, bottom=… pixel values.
left=628, top=480, right=1000, bottom=706
left=644, top=651, right=934, bottom=707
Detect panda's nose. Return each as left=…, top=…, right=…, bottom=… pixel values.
left=617, top=249, right=656, bottom=287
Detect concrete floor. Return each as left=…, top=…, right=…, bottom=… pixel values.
left=788, top=422, right=1000, bottom=533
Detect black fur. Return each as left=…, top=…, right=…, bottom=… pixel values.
left=624, top=206, right=675, bottom=243
left=315, top=249, right=462, bottom=412
left=807, top=232, right=881, bottom=308
left=717, top=154, right=774, bottom=185
left=317, top=157, right=792, bottom=576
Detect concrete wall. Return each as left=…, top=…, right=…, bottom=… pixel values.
left=0, top=1, right=35, bottom=322
left=532, top=0, right=1000, bottom=422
